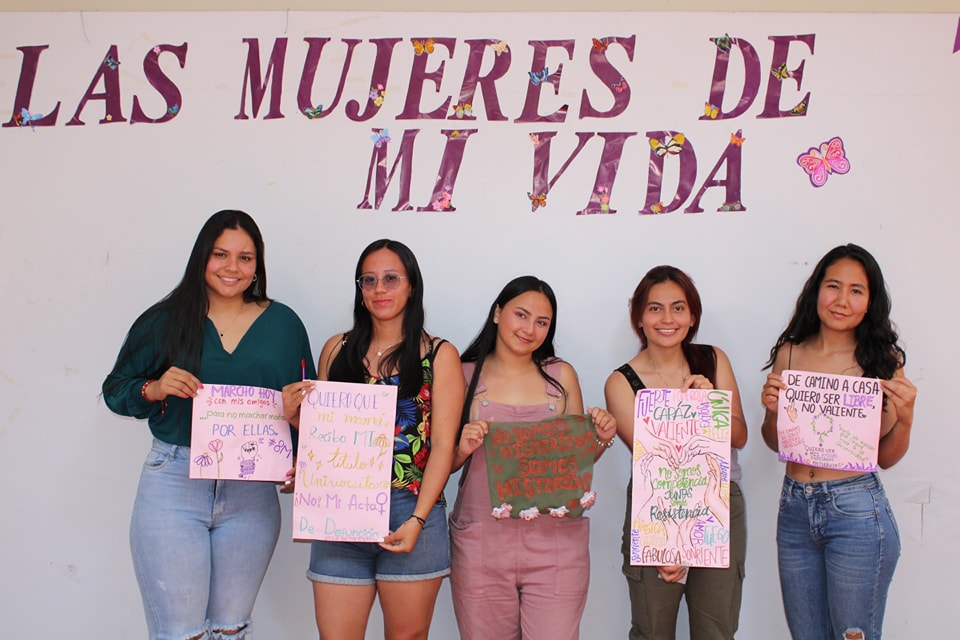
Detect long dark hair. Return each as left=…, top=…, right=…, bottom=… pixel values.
left=328, top=239, right=426, bottom=398
left=629, top=265, right=715, bottom=384
left=460, top=276, right=564, bottom=428
left=105, top=209, right=268, bottom=385
left=765, top=243, right=904, bottom=379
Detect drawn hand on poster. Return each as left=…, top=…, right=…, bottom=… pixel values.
left=631, top=453, right=658, bottom=513
left=657, top=494, right=698, bottom=582
left=638, top=417, right=681, bottom=468
left=704, top=455, right=730, bottom=530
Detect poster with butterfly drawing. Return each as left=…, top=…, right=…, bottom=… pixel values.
left=776, top=370, right=883, bottom=471
left=630, top=388, right=732, bottom=568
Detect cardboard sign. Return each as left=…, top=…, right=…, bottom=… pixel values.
left=484, top=414, right=598, bottom=520
left=630, top=388, right=732, bottom=568
left=293, top=380, right=396, bottom=542
left=190, top=384, right=293, bottom=481
left=777, top=370, right=883, bottom=471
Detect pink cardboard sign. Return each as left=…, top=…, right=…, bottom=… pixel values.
left=293, top=380, right=396, bottom=542
left=190, top=384, right=294, bottom=481
left=777, top=370, right=882, bottom=472
left=630, top=388, right=732, bottom=568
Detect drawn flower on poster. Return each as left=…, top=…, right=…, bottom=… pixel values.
left=193, top=452, right=213, bottom=477
left=797, top=136, right=850, bottom=188
left=369, top=84, right=385, bottom=107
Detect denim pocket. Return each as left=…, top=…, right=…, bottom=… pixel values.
left=830, top=488, right=877, bottom=517
left=142, top=444, right=172, bottom=471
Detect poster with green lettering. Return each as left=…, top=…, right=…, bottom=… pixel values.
left=777, top=370, right=882, bottom=471
left=484, top=414, right=598, bottom=520
left=630, top=388, right=732, bottom=568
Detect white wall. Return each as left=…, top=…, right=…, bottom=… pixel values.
left=1, top=10, right=955, bottom=639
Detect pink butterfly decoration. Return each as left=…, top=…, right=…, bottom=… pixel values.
left=797, top=136, right=850, bottom=188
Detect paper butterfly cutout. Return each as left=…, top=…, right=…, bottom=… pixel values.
left=720, top=200, right=742, bottom=211
left=593, top=37, right=609, bottom=52
left=303, top=105, right=323, bottom=119
left=104, top=55, right=120, bottom=70
left=649, top=133, right=685, bottom=157
left=168, top=104, right=180, bottom=116
left=611, top=77, right=628, bottom=93
left=790, top=99, right=808, bottom=116
left=796, top=136, right=850, bottom=188
left=528, top=68, right=549, bottom=86
left=371, top=129, right=391, bottom=148
left=651, top=202, right=664, bottom=213
left=704, top=102, right=719, bottom=119
left=452, top=102, right=473, bottom=118
left=412, top=38, right=435, bottom=56
left=153, top=46, right=161, bottom=55
left=771, top=63, right=790, bottom=80
left=730, top=132, right=745, bottom=146
left=489, top=40, right=508, bottom=56
left=529, top=133, right=540, bottom=147
left=15, top=107, right=42, bottom=130
left=450, top=130, right=461, bottom=138
left=712, top=33, right=733, bottom=53
left=527, top=192, right=547, bottom=209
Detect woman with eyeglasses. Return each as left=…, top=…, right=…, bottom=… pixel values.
left=448, top=275, right=617, bottom=640
left=282, top=239, right=464, bottom=640
left=603, top=265, right=748, bottom=640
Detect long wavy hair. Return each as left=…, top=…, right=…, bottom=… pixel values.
left=459, top=276, right=564, bottom=428
left=765, top=243, right=904, bottom=379
left=629, top=265, right=715, bottom=384
left=328, top=239, right=426, bottom=398
left=105, top=209, right=268, bottom=386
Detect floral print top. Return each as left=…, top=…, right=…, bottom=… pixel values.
left=368, top=339, right=444, bottom=504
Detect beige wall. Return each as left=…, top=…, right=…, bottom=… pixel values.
left=8, top=0, right=960, bottom=12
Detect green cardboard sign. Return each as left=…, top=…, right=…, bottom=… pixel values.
left=484, top=413, right=598, bottom=519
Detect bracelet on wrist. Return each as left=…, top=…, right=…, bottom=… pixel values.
left=409, top=514, right=426, bottom=528
left=140, top=380, right=156, bottom=402
left=596, top=435, right=615, bottom=449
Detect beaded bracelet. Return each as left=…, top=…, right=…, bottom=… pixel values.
left=140, top=379, right=155, bottom=401
left=595, top=436, right=615, bottom=449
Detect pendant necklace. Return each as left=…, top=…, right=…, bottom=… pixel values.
left=647, top=352, right=686, bottom=388
left=213, top=305, right=244, bottom=337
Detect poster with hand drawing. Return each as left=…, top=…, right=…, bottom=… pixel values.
left=190, top=384, right=294, bottom=481
left=630, top=388, right=732, bottom=568
left=777, top=370, right=882, bottom=471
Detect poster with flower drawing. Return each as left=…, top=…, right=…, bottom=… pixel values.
left=190, top=384, right=293, bottom=481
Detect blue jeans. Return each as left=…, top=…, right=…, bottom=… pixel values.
left=130, top=439, right=281, bottom=640
left=777, top=473, right=900, bottom=640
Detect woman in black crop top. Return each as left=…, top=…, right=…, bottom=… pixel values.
left=603, top=265, right=748, bottom=640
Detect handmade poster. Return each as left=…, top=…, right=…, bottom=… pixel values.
left=630, top=388, right=732, bottom=568
left=777, top=370, right=883, bottom=471
left=189, top=384, right=293, bottom=481
left=484, top=414, right=598, bottom=520
left=293, top=380, right=396, bottom=542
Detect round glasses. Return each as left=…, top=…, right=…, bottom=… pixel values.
left=356, top=273, right=407, bottom=291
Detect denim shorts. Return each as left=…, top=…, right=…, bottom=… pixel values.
left=307, top=488, right=450, bottom=585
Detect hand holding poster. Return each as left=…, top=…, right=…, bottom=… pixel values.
left=776, top=370, right=883, bottom=471
left=190, top=384, right=294, bottom=481
left=630, top=388, right=732, bottom=568
left=484, top=414, right=598, bottom=520
left=293, top=380, right=396, bottom=542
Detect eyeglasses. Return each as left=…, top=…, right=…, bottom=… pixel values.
left=356, top=273, right=408, bottom=291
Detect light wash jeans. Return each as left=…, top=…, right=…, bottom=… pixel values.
left=130, top=439, right=281, bottom=640
left=777, top=473, right=900, bottom=640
